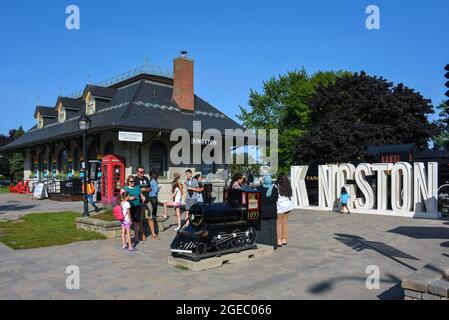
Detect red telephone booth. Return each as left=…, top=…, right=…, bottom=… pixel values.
left=101, top=155, right=125, bottom=205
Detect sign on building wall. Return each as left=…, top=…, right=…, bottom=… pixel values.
left=291, top=162, right=441, bottom=219
left=118, top=131, right=143, bottom=143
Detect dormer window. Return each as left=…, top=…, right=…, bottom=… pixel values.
left=37, top=116, right=44, bottom=129
left=86, top=94, right=96, bottom=115
left=58, top=108, right=66, bottom=123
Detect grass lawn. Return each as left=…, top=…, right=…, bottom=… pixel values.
left=0, top=212, right=106, bottom=250
left=0, top=186, right=9, bottom=193
left=91, top=209, right=116, bottom=222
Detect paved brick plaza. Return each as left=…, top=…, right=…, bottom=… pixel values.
left=1, top=194, right=448, bottom=300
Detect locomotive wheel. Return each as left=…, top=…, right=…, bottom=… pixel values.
left=246, top=228, right=257, bottom=245
left=196, top=243, right=207, bottom=255
left=215, top=232, right=229, bottom=251
left=230, top=229, right=245, bottom=248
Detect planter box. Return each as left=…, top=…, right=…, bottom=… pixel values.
left=75, top=217, right=122, bottom=239
left=402, top=255, right=449, bottom=300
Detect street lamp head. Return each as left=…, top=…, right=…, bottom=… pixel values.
left=78, top=115, right=92, bottom=133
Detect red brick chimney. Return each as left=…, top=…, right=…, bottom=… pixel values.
left=173, top=51, right=195, bottom=112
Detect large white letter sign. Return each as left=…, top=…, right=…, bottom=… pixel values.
left=414, top=162, right=438, bottom=214
left=391, top=162, right=413, bottom=213
left=290, top=162, right=441, bottom=219
left=318, top=165, right=338, bottom=210
left=355, top=163, right=375, bottom=210
left=336, top=164, right=355, bottom=194
left=337, top=164, right=356, bottom=209
left=372, top=163, right=393, bottom=211
left=291, top=166, right=309, bottom=207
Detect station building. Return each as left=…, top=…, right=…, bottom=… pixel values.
left=0, top=53, right=243, bottom=201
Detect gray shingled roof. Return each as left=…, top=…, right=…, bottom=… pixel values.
left=84, top=85, right=117, bottom=99
left=58, top=97, right=84, bottom=111
left=0, top=75, right=243, bottom=152
left=34, top=106, right=57, bottom=118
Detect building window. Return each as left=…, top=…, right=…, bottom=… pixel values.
left=58, top=149, right=69, bottom=174
left=149, top=141, right=168, bottom=177
left=37, top=116, right=44, bottom=129
left=58, top=109, right=66, bottom=123
left=88, top=144, right=98, bottom=161
left=86, top=96, right=96, bottom=115
left=104, top=141, right=114, bottom=155
left=73, top=146, right=80, bottom=172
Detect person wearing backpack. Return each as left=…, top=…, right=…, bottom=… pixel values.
left=276, top=173, right=293, bottom=247
left=115, top=191, right=135, bottom=252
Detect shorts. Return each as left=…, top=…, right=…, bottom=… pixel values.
left=341, top=203, right=348, bottom=206
left=131, top=205, right=142, bottom=223
left=121, top=221, right=131, bottom=229
left=185, top=199, right=197, bottom=211
left=142, top=202, right=155, bottom=220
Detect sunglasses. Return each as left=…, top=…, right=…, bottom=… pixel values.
left=138, top=171, right=145, bottom=174
left=129, top=180, right=135, bottom=183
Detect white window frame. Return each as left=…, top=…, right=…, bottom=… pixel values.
left=37, top=116, right=44, bottom=129
left=86, top=96, right=96, bottom=115
left=58, top=108, right=66, bottom=123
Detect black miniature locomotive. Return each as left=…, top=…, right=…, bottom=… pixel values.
left=170, top=188, right=261, bottom=261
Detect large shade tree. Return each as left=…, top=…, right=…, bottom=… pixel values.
left=0, top=133, right=11, bottom=178
left=238, top=68, right=351, bottom=173
left=294, top=72, right=438, bottom=164
left=433, top=101, right=449, bottom=150
left=8, top=127, right=25, bottom=180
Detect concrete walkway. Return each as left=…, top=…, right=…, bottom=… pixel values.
left=0, top=193, right=85, bottom=222
left=0, top=209, right=448, bottom=300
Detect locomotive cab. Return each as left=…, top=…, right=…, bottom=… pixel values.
left=170, top=188, right=261, bottom=261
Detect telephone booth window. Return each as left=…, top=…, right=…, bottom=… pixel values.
left=101, top=163, right=108, bottom=200
left=113, top=165, right=122, bottom=194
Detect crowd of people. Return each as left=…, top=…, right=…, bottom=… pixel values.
left=229, top=172, right=293, bottom=249
left=116, top=168, right=206, bottom=251
left=101, top=166, right=293, bottom=252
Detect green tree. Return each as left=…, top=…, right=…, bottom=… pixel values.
left=295, top=72, right=439, bottom=164
left=0, top=133, right=11, bottom=178
left=237, top=68, right=351, bottom=173
left=9, top=126, right=25, bottom=180
left=433, top=101, right=449, bottom=150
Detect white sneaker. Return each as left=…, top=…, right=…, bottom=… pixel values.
left=174, top=227, right=180, bottom=231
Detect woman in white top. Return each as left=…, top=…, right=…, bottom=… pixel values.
left=276, top=173, right=293, bottom=247
left=163, top=174, right=184, bottom=230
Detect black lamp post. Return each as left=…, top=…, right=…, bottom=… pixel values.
left=79, top=115, right=92, bottom=217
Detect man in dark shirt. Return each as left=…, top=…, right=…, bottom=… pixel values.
left=135, top=166, right=159, bottom=240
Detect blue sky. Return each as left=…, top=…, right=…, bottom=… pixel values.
left=0, top=0, right=448, bottom=134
